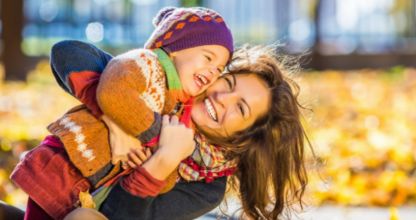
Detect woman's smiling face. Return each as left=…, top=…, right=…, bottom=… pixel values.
left=192, top=73, right=270, bottom=137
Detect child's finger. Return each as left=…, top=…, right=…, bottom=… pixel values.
left=162, top=115, right=170, bottom=127
left=122, top=162, right=129, bottom=170
left=128, top=161, right=137, bottom=169
left=135, top=149, right=148, bottom=162
left=129, top=153, right=143, bottom=166
left=145, top=147, right=152, bottom=158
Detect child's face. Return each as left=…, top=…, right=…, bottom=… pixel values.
left=170, top=45, right=230, bottom=96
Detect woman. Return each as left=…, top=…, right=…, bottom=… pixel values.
left=50, top=41, right=313, bottom=220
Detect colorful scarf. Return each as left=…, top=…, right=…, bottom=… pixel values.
left=178, top=132, right=238, bottom=183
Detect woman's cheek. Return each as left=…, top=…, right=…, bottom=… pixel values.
left=224, top=114, right=240, bottom=135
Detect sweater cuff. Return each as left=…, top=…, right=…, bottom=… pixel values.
left=121, top=166, right=166, bottom=198
left=68, top=71, right=103, bottom=119
left=136, top=112, right=162, bottom=144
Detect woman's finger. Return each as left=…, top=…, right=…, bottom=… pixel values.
left=170, top=115, right=179, bottom=125
left=145, top=147, right=152, bottom=158
left=129, top=153, right=143, bottom=166
left=162, top=115, right=170, bottom=127
left=127, top=161, right=137, bottom=169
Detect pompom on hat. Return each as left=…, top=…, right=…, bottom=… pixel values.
left=145, top=7, right=234, bottom=56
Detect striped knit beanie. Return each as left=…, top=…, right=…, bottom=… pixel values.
left=144, top=7, right=234, bottom=56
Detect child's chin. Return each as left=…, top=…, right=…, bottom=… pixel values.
left=188, top=88, right=201, bottom=97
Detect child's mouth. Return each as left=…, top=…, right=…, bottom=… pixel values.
left=194, top=74, right=210, bottom=89
left=203, top=97, right=217, bottom=122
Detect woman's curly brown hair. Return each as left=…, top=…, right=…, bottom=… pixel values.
left=201, top=44, right=314, bottom=219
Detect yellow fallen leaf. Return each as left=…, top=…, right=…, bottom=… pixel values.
left=389, top=206, right=400, bottom=220
left=79, top=189, right=96, bottom=208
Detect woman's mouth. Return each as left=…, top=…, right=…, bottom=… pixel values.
left=203, top=98, right=217, bottom=122
left=194, top=74, right=210, bottom=89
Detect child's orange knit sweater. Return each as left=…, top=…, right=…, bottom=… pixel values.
left=47, top=48, right=188, bottom=190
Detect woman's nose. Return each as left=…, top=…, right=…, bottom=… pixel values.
left=215, top=91, right=237, bottom=108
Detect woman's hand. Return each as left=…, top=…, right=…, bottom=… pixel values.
left=158, top=115, right=195, bottom=162
left=101, top=114, right=143, bottom=169
left=142, top=115, right=195, bottom=180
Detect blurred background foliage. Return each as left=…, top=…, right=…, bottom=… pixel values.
left=0, top=0, right=416, bottom=215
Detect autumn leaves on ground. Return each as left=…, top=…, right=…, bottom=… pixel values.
left=0, top=61, right=415, bottom=210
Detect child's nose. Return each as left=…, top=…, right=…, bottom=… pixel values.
left=209, top=67, right=220, bottom=76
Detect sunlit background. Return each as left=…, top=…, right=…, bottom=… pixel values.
left=1, top=0, right=416, bottom=219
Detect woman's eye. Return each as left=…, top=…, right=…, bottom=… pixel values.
left=238, top=104, right=244, bottom=115
left=217, top=68, right=222, bottom=73
left=205, top=55, right=212, bottom=61
left=225, top=78, right=232, bottom=89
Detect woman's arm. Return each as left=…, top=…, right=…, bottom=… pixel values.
left=50, top=40, right=113, bottom=118
left=100, top=176, right=227, bottom=220
left=99, top=115, right=224, bottom=220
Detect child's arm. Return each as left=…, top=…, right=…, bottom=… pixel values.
left=96, top=49, right=165, bottom=144
left=50, top=40, right=113, bottom=118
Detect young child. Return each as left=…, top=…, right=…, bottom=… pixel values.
left=11, top=7, right=233, bottom=220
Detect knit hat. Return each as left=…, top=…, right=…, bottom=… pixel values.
left=144, top=7, right=234, bottom=56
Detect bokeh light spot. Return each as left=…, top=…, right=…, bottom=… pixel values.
left=365, top=115, right=379, bottom=130
left=39, top=1, right=59, bottom=22
left=289, top=19, right=311, bottom=41
left=86, top=22, right=104, bottom=42
left=1, top=139, right=12, bottom=151
left=350, top=82, right=367, bottom=100
left=0, top=96, right=12, bottom=112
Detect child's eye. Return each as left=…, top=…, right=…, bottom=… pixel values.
left=217, top=68, right=222, bottom=73
left=205, top=55, right=212, bottom=61
left=225, top=77, right=232, bottom=89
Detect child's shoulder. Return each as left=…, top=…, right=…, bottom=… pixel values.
left=112, top=48, right=162, bottom=76
left=114, top=48, right=158, bottom=62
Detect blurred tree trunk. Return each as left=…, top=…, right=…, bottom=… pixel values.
left=313, top=0, right=321, bottom=53
left=1, top=0, right=28, bottom=81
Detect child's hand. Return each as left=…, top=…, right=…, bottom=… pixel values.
left=127, top=148, right=152, bottom=169
left=102, top=114, right=143, bottom=169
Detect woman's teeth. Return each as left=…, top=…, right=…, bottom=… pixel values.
left=204, top=98, right=217, bottom=121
